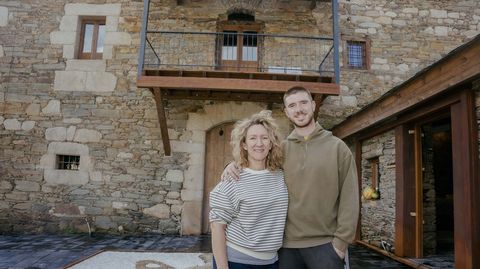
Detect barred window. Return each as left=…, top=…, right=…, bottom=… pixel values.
left=347, top=41, right=366, bottom=69
left=56, top=155, right=80, bottom=170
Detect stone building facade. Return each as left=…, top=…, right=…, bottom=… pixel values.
left=0, top=0, right=479, bottom=237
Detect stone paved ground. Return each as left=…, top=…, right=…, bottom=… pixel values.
left=0, top=234, right=450, bottom=269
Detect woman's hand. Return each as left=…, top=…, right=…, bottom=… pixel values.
left=211, top=222, right=229, bottom=269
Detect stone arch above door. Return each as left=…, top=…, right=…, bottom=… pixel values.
left=180, top=101, right=266, bottom=235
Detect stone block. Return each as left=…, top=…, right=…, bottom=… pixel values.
left=13, top=203, right=31, bottom=210
left=66, top=60, right=106, bottom=72
left=0, top=181, right=13, bottom=190
left=85, top=72, right=117, bottom=92
left=44, top=170, right=89, bottom=185
left=21, top=121, right=35, bottom=131
left=430, top=9, right=447, bottom=18
left=0, top=45, right=3, bottom=57
left=181, top=190, right=203, bottom=202
left=3, top=119, right=21, bottom=130
left=50, top=31, right=76, bottom=45
left=26, top=103, right=40, bottom=116
left=63, top=45, right=75, bottom=59
left=117, top=152, right=133, bottom=159
left=73, top=129, right=102, bottom=142
left=94, top=216, right=116, bottom=230
left=105, top=16, right=119, bottom=32
left=90, top=171, right=102, bottom=182
left=65, top=3, right=121, bottom=16
left=143, top=204, right=170, bottom=219
left=15, top=180, right=40, bottom=192
left=0, top=7, right=8, bottom=27
left=59, top=15, right=78, bottom=32
left=47, top=141, right=89, bottom=155
left=0, top=116, right=3, bottom=125
left=166, top=170, right=184, bottom=183
left=181, top=201, right=202, bottom=235
left=6, top=93, right=35, bottom=102
left=41, top=100, right=61, bottom=115
left=434, top=26, right=448, bottom=36
left=45, top=127, right=67, bottom=141
left=54, top=71, right=86, bottom=91
left=63, top=118, right=82, bottom=124
left=66, top=126, right=76, bottom=141
left=104, top=32, right=131, bottom=45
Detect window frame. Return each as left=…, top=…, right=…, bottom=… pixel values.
left=77, top=16, right=106, bottom=60
left=342, top=36, right=370, bottom=70
left=217, top=21, right=263, bottom=71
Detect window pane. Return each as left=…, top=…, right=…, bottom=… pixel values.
left=96, top=24, right=105, bottom=53
left=223, top=31, right=237, bottom=46
left=347, top=41, right=365, bottom=68
left=82, top=24, right=94, bottom=53
left=222, top=46, right=237, bottom=60
left=243, top=32, right=257, bottom=46
left=242, top=46, right=257, bottom=61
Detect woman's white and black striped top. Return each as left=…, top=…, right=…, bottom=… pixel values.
left=209, top=168, right=288, bottom=254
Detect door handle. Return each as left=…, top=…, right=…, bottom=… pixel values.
left=410, top=212, right=417, bottom=217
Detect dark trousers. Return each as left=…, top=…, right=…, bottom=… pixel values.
left=278, top=242, right=345, bottom=269
left=213, top=257, right=279, bottom=269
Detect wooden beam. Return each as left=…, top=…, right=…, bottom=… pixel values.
left=333, top=40, right=480, bottom=139
left=137, top=75, right=340, bottom=95
left=451, top=89, right=479, bottom=269
left=394, top=124, right=417, bottom=258
left=152, top=88, right=171, bottom=156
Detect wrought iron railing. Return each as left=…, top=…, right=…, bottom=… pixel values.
left=139, top=30, right=335, bottom=77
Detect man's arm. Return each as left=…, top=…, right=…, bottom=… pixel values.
left=211, top=222, right=228, bottom=269
left=221, top=162, right=241, bottom=180
left=333, top=148, right=360, bottom=254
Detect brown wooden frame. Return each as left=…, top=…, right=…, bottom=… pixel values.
left=78, top=17, right=106, bottom=60
left=342, top=35, right=371, bottom=70
left=217, top=21, right=263, bottom=72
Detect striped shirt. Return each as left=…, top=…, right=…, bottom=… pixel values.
left=209, top=168, right=288, bottom=260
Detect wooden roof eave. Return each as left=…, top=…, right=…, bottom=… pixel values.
left=140, top=74, right=340, bottom=156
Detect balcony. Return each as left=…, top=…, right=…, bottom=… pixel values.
left=136, top=0, right=341, bottom=155
left=138, top=30, right=339, bottom=99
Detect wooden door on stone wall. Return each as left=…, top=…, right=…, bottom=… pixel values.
left=202, top=122, right=234, bottom=234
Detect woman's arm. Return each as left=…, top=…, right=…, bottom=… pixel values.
left=211, top=222, right=228, bottom=269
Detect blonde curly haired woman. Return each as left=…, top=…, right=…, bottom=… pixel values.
left=209, top=110, right=288, bottom=269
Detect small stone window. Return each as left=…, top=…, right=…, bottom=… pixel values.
left=343, top=38, right=370, bottom=70
left=56, top=155, right=80, bottom=170
left=78, top=17, right=106, bottom=59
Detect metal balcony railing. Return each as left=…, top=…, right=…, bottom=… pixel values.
left=139, top=30, right=336, bottom=78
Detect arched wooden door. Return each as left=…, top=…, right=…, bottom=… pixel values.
left=202, top=122, right=234, bottom=234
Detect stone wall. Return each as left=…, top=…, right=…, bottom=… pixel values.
left=360, top=130, right=396, bottom=249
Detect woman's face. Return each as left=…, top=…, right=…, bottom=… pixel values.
left=243, top=124, right=272, bottom=164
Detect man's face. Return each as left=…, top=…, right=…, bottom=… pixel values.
left=283, top=91, right=316, bottom=128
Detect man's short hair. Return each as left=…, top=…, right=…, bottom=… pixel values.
left=283, top=86, right=313, bottom=105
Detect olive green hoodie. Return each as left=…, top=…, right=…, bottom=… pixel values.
left=282, top=123, right=359, bottom=252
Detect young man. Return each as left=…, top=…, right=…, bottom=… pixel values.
left=224, top=86, right=359, bottom=269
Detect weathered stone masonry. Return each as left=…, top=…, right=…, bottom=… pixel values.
left=0, top=0, right=479, bottom=235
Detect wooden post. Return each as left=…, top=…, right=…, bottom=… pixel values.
left=152, top=88, right=171, bottom=156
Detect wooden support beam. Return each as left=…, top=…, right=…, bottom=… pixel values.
left=152, top=88, right=171, bottom=156
left=138, top=75, right=340, bottom=96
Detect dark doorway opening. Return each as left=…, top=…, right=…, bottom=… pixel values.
left=421, top=117, right=454, bottom=257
